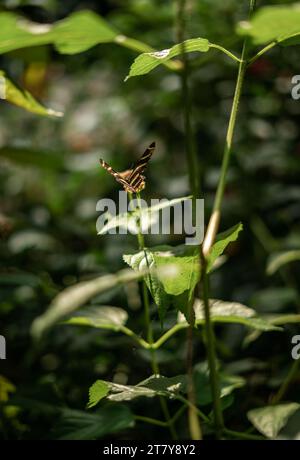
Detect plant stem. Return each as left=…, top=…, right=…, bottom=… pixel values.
left=212, top=44, right=247, bottom=215
left=120, top=322, right=187, bottom=350
left=129, top=191, right=178, bottom=439
left=119, top=325, right=151, bottom=349
left=134, top=415, right=168, bottom=428
left=130, top=192, right=153, bottom=345
left=247, top=41, right=277, bottom=66
left=175, top=394, right=210, bottom=424
left=271, top=359, right=300, bottom=405
left=135, top=405, right=187, bottom=428
left=224, top=428, right=265, bottom=440
left=152, top=323, right=187, bottom=349
left=202, top=0, right=256, bottom=256
left=209, top=44, right=242, bottom=63
left=199, top=250, right=224, bottom=438
left=176, top=0, right=202, bottom=441
left=199, top=0, right=257, bottom=440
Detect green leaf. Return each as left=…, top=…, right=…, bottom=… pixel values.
left=0, top=10, right=180, bottom=75
left=126, top=37, right=210, bottom=80
left=0, top=10, right=165, bottom=65
left=267, top=250, right=300, bottom=276
left=52, top=10, right=117, bottom=54
left=123, top=223, right=243, bottom=322
left=137, top=375, right=187, bottom=394
left=87, top=381, right=110, bottom=409
left=108, top=384, right=157, bottom=402
left=31, top=268, right=148, bottom=340
left=124, top=244, right=199, bottom=322
left=177, top=299, right=282, bottom=331
left=124, top=247, right=169, bottom=321
left=54, top=405, right=134, bottom=440
left=88, top=375, right=186, bottom=405
left=0, top=70, right=63, bottom=117
left=247, top=403, right=300, bottom=439
left=64, top=306, right=128, bottom=331
left=237, top=5, right=300, bottom=46
left=194, top=362, right=245, bottom=406
left=0, top=13, right=54, bottom=54
left=0, top=11, right=117, bottom=55
left=206, top=223, right=243, bottom=273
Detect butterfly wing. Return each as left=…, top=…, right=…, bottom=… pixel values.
left=127, top=142, right=155, bottom=191
left=99, top=159, right=136, bottom=193
left=99, top=142, right=155, bottom=193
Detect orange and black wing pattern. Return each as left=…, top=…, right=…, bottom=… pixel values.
left=99, top=159, right=136, bottom=193
left=100, top=142, right=155, bottom=193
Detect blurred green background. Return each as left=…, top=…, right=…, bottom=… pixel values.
left=0, top=0, right=300, bottom=440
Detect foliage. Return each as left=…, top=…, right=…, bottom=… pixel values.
left=1, top=0, right=300, bottom=442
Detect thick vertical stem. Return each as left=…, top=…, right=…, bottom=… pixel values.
left=200, top=0, right=257, bottom=439
left=272, top=360, right=300, bottom=405
left=199, top=250, right=224, bottom=437
left=131, top=191, right=178, bottom=439
left=176, top=0, right=202, bottom=440
left=203, top=0, right=256, bottom=256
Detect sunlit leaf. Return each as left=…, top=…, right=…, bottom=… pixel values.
left=88, top=375, right=186, bottom=406
left=0, top=13, right=54, bottom=54
left=0, top=11, right=180, bottom=73
left=0, top=11, right=116, bottom=55
left=0, top=70, right=63, bottom=117
left=123, top=224, right=243, bottom=322
left=124, top=244, right=198, bottom=322
left=137, top=375, right=186, bottom=393
left=126, top=38, right=210, bottom=80
left=237, top=4, right=300, bottom=46
left=247, top=403, right=300, bottom=439
left=178, top=299, right=281, bottom=331
left=206, top=223, right=243, bottom=272
left=52, top=10, right=117, bottom=54
left=87, top=381, right=109, bottom=409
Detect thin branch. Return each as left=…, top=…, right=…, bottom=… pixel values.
left=247, top=41, right=277, bottom=66
left=209, top=44, right=242, bottom=63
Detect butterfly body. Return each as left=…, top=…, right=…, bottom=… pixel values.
left=100, top=142, right=155, bottom=193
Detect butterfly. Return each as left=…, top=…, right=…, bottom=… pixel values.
left=99, top=142, right=155, bottom=193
